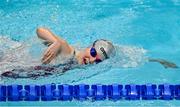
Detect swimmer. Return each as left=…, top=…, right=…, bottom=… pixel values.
left=36, top=27, right=115, bottom=65
left=36, top=27, right=178, bottom=68
left=0, top=27, right=178, bottom=79
left=0, top=28, right=116, bottom=79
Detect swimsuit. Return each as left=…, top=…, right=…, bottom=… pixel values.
left=1, top=50, right=79, bottom=79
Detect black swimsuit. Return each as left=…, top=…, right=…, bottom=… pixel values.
left=1, top=50, right=79, bottom=79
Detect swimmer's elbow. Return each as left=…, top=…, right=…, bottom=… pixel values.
left=60, top=39, right=67, bottom=44
left=36, top=27, right=45, bottom=36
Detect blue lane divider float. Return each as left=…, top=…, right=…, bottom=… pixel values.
left=74, top=84, right=89, bottom=101
left=7, top=85, right=23, bottom=101
left=108, top=84, right=123, bottom=101
left=0, top=84, right=180, bottom=101
left=24, top=85, right=40, bottom=101
left=141, top=84, right=157, bottom=100
left=91, top=84, right=107, bottom=101
left=175, top=85, right=180, bottom=100
left=0, top=85, right=6, bottom=101
left=125, top=84, right=141, bottom=100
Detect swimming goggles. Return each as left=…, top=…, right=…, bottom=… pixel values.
left=90, top=47, right=102, bottom=63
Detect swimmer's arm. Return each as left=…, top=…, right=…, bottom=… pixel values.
left=36, top=27, right=73, bottom=64
left=148, top=58, right=178, bottom=69
left=42, top=41, right=61, bottom=64
left=42, top=41, right=73, bottom=64
left=36, top=27, right=65, bottom=44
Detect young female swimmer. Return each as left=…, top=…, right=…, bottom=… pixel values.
left=1, top=28, right=178, bottom=79
left=37, top=28, right=178, bottom=68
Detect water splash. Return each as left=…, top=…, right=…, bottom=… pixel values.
left=107, top=45, right=147, bottom=68
left=0, top=36, right=42, bottom=74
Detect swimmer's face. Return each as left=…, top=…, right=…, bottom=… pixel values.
left=81, top=48, right=102, bottom=65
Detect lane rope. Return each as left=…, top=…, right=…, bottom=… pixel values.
left=0, top=84, right=179, bottom=101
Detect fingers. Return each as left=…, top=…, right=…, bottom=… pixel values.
left=42, top=47, right=52, bottom=61
left=42, top=50, right=51, bottom=61
left=42, top=52, right=56, bottom=64
left=41, top=42, right=61, bottom=64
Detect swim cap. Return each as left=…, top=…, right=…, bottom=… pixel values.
left=93, top=39, right=115, bottom=60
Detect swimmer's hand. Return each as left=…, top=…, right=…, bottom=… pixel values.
left=42, top=41, right=61, bottom=64
left=148, top=58, right=178, bottom=69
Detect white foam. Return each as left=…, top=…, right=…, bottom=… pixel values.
left=0, top=36, right=42, bottom=75
left=109, top=45, right=147, bottom=68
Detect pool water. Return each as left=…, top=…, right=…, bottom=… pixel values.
left=0, top=0, right=180, bottom=106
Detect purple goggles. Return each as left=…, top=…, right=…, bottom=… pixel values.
left=90, top=47, right=102, bottom=63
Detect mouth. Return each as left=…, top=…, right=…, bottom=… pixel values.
left=83, top=57, right=88, bottom=65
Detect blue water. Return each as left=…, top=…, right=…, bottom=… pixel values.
left=0, top=0, right=180, bottom=106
